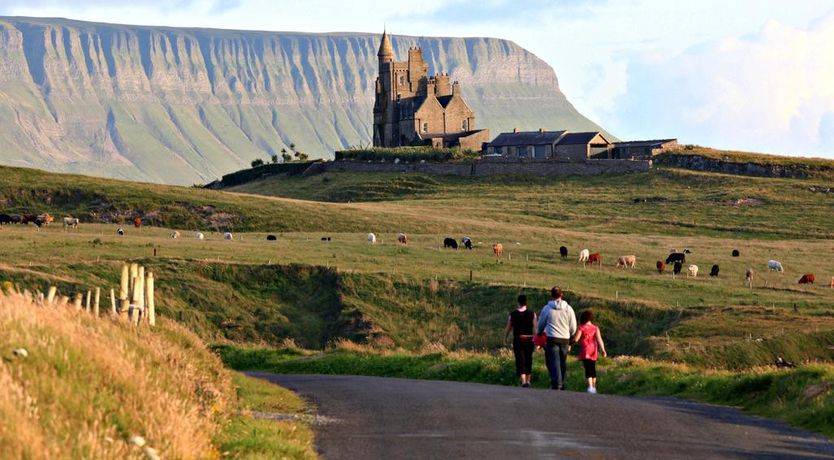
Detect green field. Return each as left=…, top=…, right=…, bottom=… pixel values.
left=1, top=163, right=834, bottom=435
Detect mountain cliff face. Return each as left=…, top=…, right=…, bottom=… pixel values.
left=0, top=17, right=607, bottom=184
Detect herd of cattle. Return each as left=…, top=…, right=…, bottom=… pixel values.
left=3, top=214, right=830, bottom=288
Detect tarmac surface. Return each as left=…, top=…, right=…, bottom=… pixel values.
left=248, top=372, right=834, bottom=460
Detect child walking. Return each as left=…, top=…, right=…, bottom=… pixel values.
left=572, top=310, right=607, bottom=394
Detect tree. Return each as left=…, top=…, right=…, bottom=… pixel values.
left=251, top=159, right=264, bottom=168
left=298, top=152, right=309, bottom=161
left=281, top=152, right=292, bottom=162
left=271, top=154, right=278, bottom=164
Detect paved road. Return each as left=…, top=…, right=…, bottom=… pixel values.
left=248, top=372, right=834, bottom=460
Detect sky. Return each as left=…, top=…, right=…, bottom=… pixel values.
left=2, top=0, right=834, bottom=158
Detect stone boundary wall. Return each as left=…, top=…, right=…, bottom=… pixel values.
left=317, top=158, right=651, bottom=177
left=654, top=153, right=830, bottom=179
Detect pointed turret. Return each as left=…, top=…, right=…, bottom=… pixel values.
left=378, top=29, right=394, bottom=61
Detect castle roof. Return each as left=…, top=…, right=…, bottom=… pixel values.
left=489, top=130, right=566, bottom=147
left=378, top=30, right=394, bottom=58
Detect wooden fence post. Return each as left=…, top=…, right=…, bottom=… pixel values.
left=94, top=288, right=100, bottom=317
left=131, top=267, right=145, bottom=325
left=146, top=272, right=155, bottom=327
left=85, top=290, right=91, bottom=312
left=110, top=289, right=116, bottom=316
left=46, top=286, right=57, bottom=304
left=120, top=264, right=129, bottom=301
left=73, top=293, right=83, bottom=311
left=120, top=299, right=130, bottom=322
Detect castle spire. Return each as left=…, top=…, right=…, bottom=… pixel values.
left=378, top=29, right=394, bottom=60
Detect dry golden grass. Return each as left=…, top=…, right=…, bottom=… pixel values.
left=0, top=291, right=234, bottom=459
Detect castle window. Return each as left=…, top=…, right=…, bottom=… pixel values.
left=462, top=120, right=468, bottom=131
left=422, top=123, right=428, bottom=133
left=399, top=75, right=405, bottom=86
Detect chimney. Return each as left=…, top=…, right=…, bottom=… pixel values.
left=513, top=128, right=519, bottom=133
left=538, top=128, right=544, bottom=133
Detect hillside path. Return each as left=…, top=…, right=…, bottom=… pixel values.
left=247, top=372, right=834, bottom=460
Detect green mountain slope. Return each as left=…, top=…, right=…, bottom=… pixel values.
left=0, top=16, right=607, bottom=184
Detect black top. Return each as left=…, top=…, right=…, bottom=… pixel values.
left=509, top=309, right=535, bottom=337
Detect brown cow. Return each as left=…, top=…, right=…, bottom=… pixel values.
left=656, top=260, right=665, bottom=274
left=493, top=243, right=503, bottom=257
left=588, top=253, right=602, bottom=266
left=398, top=233, right=408, bottom=245
left=133, top=217, right=142, bottom=228
left=798, top=273, right=816, bottom=284
left=830, top=277, right=834, bottom=288
left=616, top=255, right=636, bottom=269
left=745, top=268, right=754, bottom=288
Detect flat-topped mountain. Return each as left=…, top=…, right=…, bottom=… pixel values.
left=0, top=17, right=606, bottom=184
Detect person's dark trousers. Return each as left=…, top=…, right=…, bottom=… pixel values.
left=513, top=338, right=534, bottom=376
left=544, top=338, right=570, bottom=389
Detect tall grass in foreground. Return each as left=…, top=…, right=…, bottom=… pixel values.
left=0, top=292, right=316, bottom=459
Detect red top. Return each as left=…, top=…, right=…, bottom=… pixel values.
left=577, top=323, right=599, bottom=361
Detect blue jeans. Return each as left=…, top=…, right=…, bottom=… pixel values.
left=544, top=340, right=569, bottom=390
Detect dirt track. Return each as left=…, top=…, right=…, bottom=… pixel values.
left=248, top=373, right=834, bottom=459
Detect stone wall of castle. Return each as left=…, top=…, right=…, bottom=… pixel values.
left=317, top=158, right=651, bottom=177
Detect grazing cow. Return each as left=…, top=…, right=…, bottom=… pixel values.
left=21, top=214, right=39, bottom=224
left=673, top=261, right=683, bottom=275
left=63, top=217, right=79, bottom=228
left=493, top=243, right=504, bottom=257
left=559, top=246, right=568, bottom=258
left=398, top=233, right=408, bottom=245
left=732, top=249, right=740, bottom=257
left=578, top=249, right=590, bottom=263
left=117, top=228, right=125, bottom=236
left=266, top=234, right=277, bottom=241
left=746, top=268, right=755, bottom=287
left=710, top=264, right=720, bottom=277
left=616, top=255, right=637, bottom=269
left=462, top=236, right=473, bottom=250
left=665, top=253, right=686, bottom=265
left=133, top=217, right=142, bottom=228
left=683, top=248, right=692, bottom=254
left=688, top=265, right=699, bottom=277
left=656, top=260, right=665, bottom=274
left=0, top=214, right=12, bottom=225
left=588, top=253, right=602, bottom=266
left=171, top=231, right=181, bottom=239
left=767, top=260, right=784, bottom=272
left=9, top=214, right=21, bottom=224
left=443, top=237, right=458, bottom=249
left=367, top=233, right=376, bottom=244
left=321, top=236, right=332, bottom=242
left=830, top=277, right=834, bottom=288
left=224, top=232, right=234, bottom=240
left=798, top=273, right=816, bottom=284
left=195, top=232, right=205, bottom=240
left=39, top=213, right=53, bottom=225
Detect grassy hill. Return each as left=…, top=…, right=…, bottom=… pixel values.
left=0, top=292, right=315, bottom=459
left=3, top=163, right=834, bottom=437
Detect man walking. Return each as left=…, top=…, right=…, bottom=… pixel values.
left=537, top=287, right=577, bottom=390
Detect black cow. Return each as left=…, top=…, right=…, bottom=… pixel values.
left=673, top=261, right=683, bottom=275
left=444, top=237, right=458, bottom=249
left=559, top=246, right=568, bottom=258
left=266, top=235, right=277, bottom=241
left=665, top=253, right=686, bottom=265
left=462, top=237, right=473, bottom=250
left=321, top=236, right=331, bottom=242
left=117, top=228, right=125, bottom=236
left=9, top=214, right=22, bottom=224
left=732, top=249, right=740, bottom=257
left=0, top=214, right=11, bottom=224
left=710, top=264, right=720, bottom=277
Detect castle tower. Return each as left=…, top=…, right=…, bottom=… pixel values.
left=373, top=30, right=395, bottom=146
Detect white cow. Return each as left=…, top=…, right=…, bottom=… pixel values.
left=195, top=232, right=205, bottom=240
left=767, top=260, right=784, bottom=272
left=171, top=231, right=181, bottom=239
left=688, top=264, right=699, bottom=277
left=117, top=228, right=125, bottom=236
left=224, top=232, right=234, bottom=240
left=578, top=249, right=590, bottom=263
left=62, top=217, right=79, bottom=228
left=367, top=233, right=377, bottom=244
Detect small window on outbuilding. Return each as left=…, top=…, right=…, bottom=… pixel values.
left=422, top=123, right=428, bottom=133
left=462, top=120, right=468, bottom=131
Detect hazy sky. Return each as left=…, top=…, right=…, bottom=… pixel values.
left=3, top=0, right=834, bottom=158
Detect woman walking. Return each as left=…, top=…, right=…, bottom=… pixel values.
left=504, top=294, right=537, bottom=388
left=572, top=310, right=607, bottom=394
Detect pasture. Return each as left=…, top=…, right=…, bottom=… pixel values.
left=0, top=164, right=832, bottom=372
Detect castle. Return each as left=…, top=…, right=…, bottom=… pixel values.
left=373, top=31, right=489, bottom=151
